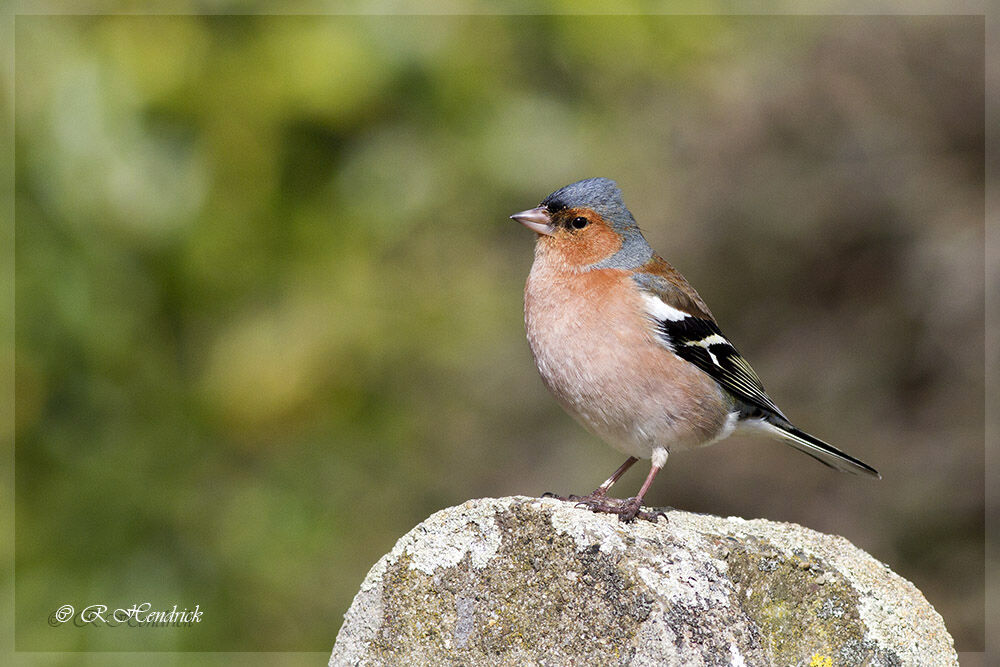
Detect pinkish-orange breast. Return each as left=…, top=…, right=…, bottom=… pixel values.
left=524, top=253, right=733, bottom=459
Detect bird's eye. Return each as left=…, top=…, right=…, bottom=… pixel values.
left=572, top=216, right=589, bottom=229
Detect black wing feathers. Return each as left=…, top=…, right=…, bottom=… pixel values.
left=648, top=307, right=787, bottom=420
left=633, top=274, right=880, bottom=478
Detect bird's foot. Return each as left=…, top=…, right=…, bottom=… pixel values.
left=610, top=497, right=668, bottom=524
left=545, top=489, right=666, bottom=523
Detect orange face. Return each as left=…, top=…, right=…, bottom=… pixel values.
left=535, top=207, right=623, bottom=269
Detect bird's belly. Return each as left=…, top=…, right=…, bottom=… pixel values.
left=525, top=268, right=733, bottom=459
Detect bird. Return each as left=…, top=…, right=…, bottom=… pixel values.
left=510, top=177, right=879, bottom=523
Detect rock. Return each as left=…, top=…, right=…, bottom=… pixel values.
left=330, top=496, right=956, bottom=666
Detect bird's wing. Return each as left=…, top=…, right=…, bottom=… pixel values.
left=632, top=272, right=788, bottom=421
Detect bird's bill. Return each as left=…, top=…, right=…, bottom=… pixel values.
left=510, top=206, right=556, bottom=236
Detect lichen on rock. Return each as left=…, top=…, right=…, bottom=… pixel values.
left=331, top=496, right=956, bottom=666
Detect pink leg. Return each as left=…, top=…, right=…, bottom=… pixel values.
left=543, top=456, right=638, bottom=502
left=597, top=456, right=639, bottom=493
left=617, top=463, right=665, bottom=523
left=555, top=459, right=667, bottom=524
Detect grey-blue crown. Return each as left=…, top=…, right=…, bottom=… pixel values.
left=542, top=177, right=638, bottom=232
left=541, top=178, right=652, bottom=270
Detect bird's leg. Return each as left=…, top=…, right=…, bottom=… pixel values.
left=616, top=462, right=667, bottom=523
left=577, top=451, right=668, bottom=524
left=570, top=456, right=638, bottom=500
left=596, top=456, right=639, bottom=495
left=545, top=453, right=668, bottom=523
left=574, top=463, right=666, bottom=523
left=543, top=456, right=638, bottom=502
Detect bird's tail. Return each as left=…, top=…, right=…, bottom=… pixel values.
left=762, top=420, right=881, bottom=478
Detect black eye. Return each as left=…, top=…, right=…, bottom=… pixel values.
left=572, top=216, right=589, bottom=229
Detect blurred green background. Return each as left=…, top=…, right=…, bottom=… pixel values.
left=10, top=11, right=984, bottom=655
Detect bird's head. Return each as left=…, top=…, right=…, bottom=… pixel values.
left=511, top=177, right=650, bottom=270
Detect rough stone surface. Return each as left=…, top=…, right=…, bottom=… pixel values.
left=330, top=496, right=956, bottom=666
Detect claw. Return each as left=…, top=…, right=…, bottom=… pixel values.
left=545, top=491, right=666, bottom=524
left=618, top=500, right=668, bottom=523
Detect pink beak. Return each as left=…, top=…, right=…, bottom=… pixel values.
left=510, top=206, right=555, bottom=236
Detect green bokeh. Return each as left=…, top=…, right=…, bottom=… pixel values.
left=12, top=13, right=985, bottom=653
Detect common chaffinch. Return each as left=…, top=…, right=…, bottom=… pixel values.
left=511, top=177, right=879, bottom=523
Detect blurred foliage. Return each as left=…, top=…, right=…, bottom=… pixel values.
left=11, top=12, right=984, bottom=653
